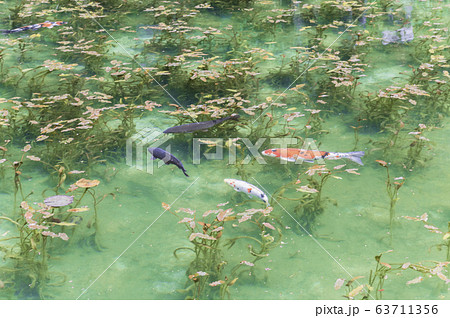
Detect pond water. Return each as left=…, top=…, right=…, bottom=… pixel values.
left=0, top=0, right=448, bottom=300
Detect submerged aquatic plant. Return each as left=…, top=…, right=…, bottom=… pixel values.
left=0, top=158, right=110, bottom=297
left=361, top=84, right=431, bottom=129
left=0, top=164, right=114, bottom=297
left=431, top=223, right=450, bottom=262
left=0, top=91, right=152, bottom=174
left=336, top=250, right=449, bottom=300
left=315, top=53, right=366, bottom=113
left=0, top=0, right=447, bottom=301
left=350, top=124, right=364, bottom=151
left=65, top=178, right=114, bottom=250
left=272, top=164, right=359, bottom=233
left=170, top=202, right=280, bottom=300
left=404, top=124, right=433, bottom=170
left=301, top=109, right=329, bottom=138
left=407, top=63, right=449, bottom=123
left=170, top=203, right=228, bottom=299
left=403, top=213, right=450, bottom=262
left=0, top=200, right=70, bottom=299
left=375, top=160, right=405, bottom=243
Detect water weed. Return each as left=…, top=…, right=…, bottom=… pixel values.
left=0, top=0, right=448, bottom=300
left=375, top=160, right=405, bottom=244
left=170, top=202, right=279, bottom=299
left=336, top=250, right=449, bottom=300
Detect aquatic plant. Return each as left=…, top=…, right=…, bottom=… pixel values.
left=0, top=0, right=447, bottom=301
left=0, top=46, right=5, bottom=80
left=316, top=0, right=364, bottom=25
left=7, top=2, right=26, bottom=29
left=227, top=138, right=251, bottom=181
left=375, top=160, right=404, bottom=242
left=171, top=202, right=279, bottom=299
left=142, top=21, right=201, bottom=54
left=404, top=123, right=433, bottom=170
left=431, top=223, right=450, bottom=262
left=318, top=54, right=366, bottom=113
left=253, top=8, right=294, bottom=38
left=267, top=53, right=298, bottom=88
left=350, top=123, right=364, bottom=151
left=369, top=121, right=432, bottom=170
left=0, top=89, right=154, bottom=174
left=272, top=163, right=359, bottom=233
left=220, top=25, right=250, bottom=57
left=146, top=37, right=280, bottom=106
left=0, top=150, right=111, bottom=297
left=207, top=0, right=255, bottom=10
left=101, top=59, right=162, bottom=103
left=336, top=28, right=374, bottom=61
left=369, top=121, right=404, bottom=162
left=7, top=60, right=78, bottom=97
left=407, top=63, right=450, bottom=123
left=55, top=36, right=108, bottom=75
left=0, top=148, right=110, bottom=269
left=65, top=178, right=114, bottom=251
left=410, top=17, right=448, bottom=70
left=169, top=203, right=228, bottom=299
left=219, top=208, right=281, bottom=298
left=335, top=250, right=450, bottom=300
left=361, top=87, right=407, bottom=129
left=301, top=109, right=329, bottom=138
left=0, top=200, right=70, bottom=299
left=0, top=143, right=34, bottom=216
left=403, top=213, right=450, bottom=262
left=267, top=47, right=315, bottom=88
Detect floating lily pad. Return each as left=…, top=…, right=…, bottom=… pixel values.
left=44, top=195, right=74, bottom=207
left=75, top=178, right=100, bottom=188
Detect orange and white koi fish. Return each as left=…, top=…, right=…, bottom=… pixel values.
left=224, top=179, right=269, bottom=206
left=262, top=148, right=365, bottom=165
left=1, top=21, right=67, bottom=34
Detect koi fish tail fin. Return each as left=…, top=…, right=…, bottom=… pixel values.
left=1, top=29, right=11, bottom=34
left=179, top=166, right=189, bottom=177
left=345, top=151, right=365, bottom=165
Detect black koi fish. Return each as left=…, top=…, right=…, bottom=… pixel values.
left=147, top=147, right=189, bottom=177
left=163, top=114, right=240, bottom=134
left=1, top=21, right=67, bottom=34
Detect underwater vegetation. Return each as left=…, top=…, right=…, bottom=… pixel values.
left=335, top=250, right=449, bottom=300
left=375, top=159, right=404, bottom=244
left=0, top=147, right=111, bottom=298
left=168, top=201, right=280, bottom=300
left=0, top=0, right=448, bottom=300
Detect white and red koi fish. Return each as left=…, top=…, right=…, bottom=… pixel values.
left=1, top=21, right=67, bottom=34
left=262, top=148, right=365, bottom=165
left=224, top=178, right=269, bottom=206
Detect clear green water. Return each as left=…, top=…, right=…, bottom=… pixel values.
left=0, top=0, right=449, bottom=300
